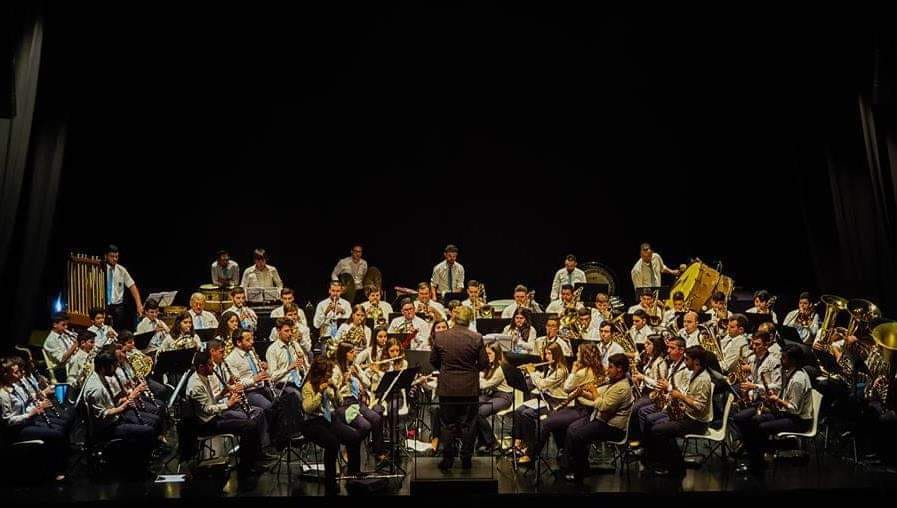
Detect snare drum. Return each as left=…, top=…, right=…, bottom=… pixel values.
left=668, top=262, right=733, bottom=311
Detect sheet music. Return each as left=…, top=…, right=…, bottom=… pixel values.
left=147, top=291, right=177, bottom=307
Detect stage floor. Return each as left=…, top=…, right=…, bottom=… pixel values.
left=2, top=445, right=895, bottom=502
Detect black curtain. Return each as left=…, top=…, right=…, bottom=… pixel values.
left=801, top=21, right=897, bottom=315
left=0, top=2, right=66, bottom=347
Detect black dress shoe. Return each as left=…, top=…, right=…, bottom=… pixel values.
left=438, top=458, right=454, bottom=471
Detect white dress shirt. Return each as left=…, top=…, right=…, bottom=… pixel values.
left=782, top=310, right=820, bottom=342
left=720, top=333, right=750, bottom=372
left=589, top=308, right=607, bottom=329
left=361, top=301, right=394, bottom=321
left=545, top=300, right=584, bottom=315
left=630, top=253, right=667, bottom=290
left=210, top=260, right=240, bottom=286
left=430, top=260, right=465, bottom=296
left=628, top=324, right=655, bottom=345
left=313, top=298, right=353, bottom=337
left=679, top=328, right=701, bottom=348
left=189, top=309, right=219, bottom=330
left=225, top=348, right=264, bottom=389
left=596, top=340, right=626, bottom=368
left=331, top=257, right=368, bottom=288
left=105, top=263, right=135, bottom=305
left=534, top=336, right=573, bottom=357
left=388, top=316, right=431, bottom=350
left=267, top=326, right=312, bottom=355
left=550, top=267, right=587, bottom=301
left=266, top=339, right=307, bottom=386
left=43, top=330, right=76, bottom=368
left=241, top=265, right=284, bottom=289
left=66, top=349, right=90, bottom=385
left=501, top=325, right=537, bottom=353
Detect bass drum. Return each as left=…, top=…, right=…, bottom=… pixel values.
left=669, top=262, right=734, bottom=312
left=581, top=261, right=618, bottom=296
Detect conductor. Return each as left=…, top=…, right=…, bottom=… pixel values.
left=430, top=306, right=489, bottom=471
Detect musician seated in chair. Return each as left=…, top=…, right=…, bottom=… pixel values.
left=534, top=317, right=573, bottom=357
left=517, top=343, right=603, bottom=466
left=388, top=298, right=431, bottom=351
left=596, top=322, right=625, bottom=368
left=11, top=355, right=76, bottom=430
left=734, top=345, right=813, bottom=473
left=704, top=291, right=729, bottom=327
left=627, top=309, right=656, bottom=348
left=636, top=337, right=687, bottom=440
left=502, top=308, right=537, bottom=353
left=66, top=332, right=96, bottom=389
left=720, top=314, right=751, bottom=373
left=591, top=292, right=613, bottom=327
left=313, top=281, right=353, bottom=340
left=678, top=311, right=701, bottom=348
left=332, top=341, right=387, bottom=463
left=734, top=332, right=783, bottom=425
left=225, top=329, right=274, bottom=413
left=512, top=342, right=569, bottom=460
left=116, top=331, right=172, bottom=403
left=361, top=285, right=393, bottom=326
left=265, top=318, right=307, bottom=406
left=188, top=292, right=219, bottom=330
left=564, top=353, right=634, bottom=484
left=782, top=292, right=820, bottom=344
left=225, top=287, right=259, bottom=332
left=187, top=351, right=267, bottom=476
left=545, top=284, right=584, bottom=316
left=0, top=357, right=70, bottom=481
left=628, top=288, right=658, bottom=315
left=135, top=300, right=171, bottom=351
left=642, top=346, right=713, bottom=476
left=336, top=305, right=372, bottom=351
left=87, top=307, right=118, bottom=351
left=416, top=282, right=447, bottom=321
left=501, top=284, right=542, bottom=318
left=665, top=292, right=687, bottom=327
left=43, top=313, right=79, bottom=383
left=474, top=342, right=514, bottom=453
left=746, top=289, right=778, bottom=324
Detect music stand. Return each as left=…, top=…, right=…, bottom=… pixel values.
left=745, top=312, right=775, bottom=334
left=484, top=334, right=514, bottom=353
left=531, top=313, right=556, bottom=336
left=195, top=328, right=216, bottom=344
left=504, top=352, right=541, bottom=368
left=246, top=287, right=281, bottom=304
left=476, top=318, right=511, bottom=335
left=133, top=331, right=155, bottom=351
left=405, top=350, right=434, bottom=375
left=152, top=349, right=196, bottom=407
left=440, top=291, right=467, bottom=305
left=778, top=325, right=802, bottom=346
left=374, top=366, right=420, bottom=476
left=575, top=282, right=608, bottom=307
left=256, top=316, right=276, bottom=341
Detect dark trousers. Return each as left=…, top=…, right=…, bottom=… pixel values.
left=336, top=399, right=385, bottom=455
left=9, top=419, right=70, bottom=475
left=475, top=391, right=512, bottom=447
left=734, top=408, right=810, bottom=466
left=104, top=412, right=159, bottom=460
left=200, top=409, right=262, bottom=470
left=631, top=395, right=657, bottom=439
left=439, top=396, right=479, bottom=460
left=529, top=405, right=591, bottom=459
left=147, top=378, right=173, bottom=402
left=301, top=417, right=340, bottom=487
left=565, top=416, right=625, bottom=478
left=106, top=303, right=128, bottom=332
left=644, top=413, right=707, bottom=471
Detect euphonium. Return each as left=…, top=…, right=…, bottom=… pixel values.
left=866, top=322, right=897, bottom=401
left=559, top=287, right=584, bottom=337
left=697, top=324, right=723, bottom=362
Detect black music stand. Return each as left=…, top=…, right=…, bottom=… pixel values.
left=388, top=312, right=402, bottom=324
left=575, top=282, right=608, bottom=307
left=501, top=363, right=529, bottom=471
left=531, top=313, right=556, bottom=336
left=375, top=367, right=420, bottom=476
left=256, top=316, right=276, bottom=341
left=745, top=312, right=775, bottom=334
left=484, top=334, right=514, bottom=353
left=778, top=325, right=802, bottom=347
left=504, top=352, right=541, bottom=368
left=439, top=291, right=467, bottom=305
left=195, top=328, right=216, bottom=344
left=476, top=318, right=511, bottom=335
left=152, top=349, right=196, bottom=407
left=622, top=313, right=635, bottom=328
left=637, top=286, right=670, bottom=301
left=133, top=331, right=155, bottom=351
left=405, top=350, right=434, bottom=375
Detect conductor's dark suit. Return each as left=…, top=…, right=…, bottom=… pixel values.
left=430, top=323, right=489, bottom=462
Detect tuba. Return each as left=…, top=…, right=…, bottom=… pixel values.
left=697, top=324, right=723, bottom=362
left=816, top=294, right=848, bottom=348
left=866, top=322, right=897, bottom=402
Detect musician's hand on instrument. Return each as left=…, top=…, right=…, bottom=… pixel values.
left=846, top=335, right=858, bottom=345
left=524, top=364, right=535, bottom=374
left=670, top=389, right=684, bottom=400
left=260, top=361, right=268, bottom=370
left=254, top=372, right=270, bottom=383
left=740, top=364, right=752, bottom=374
left=226, top=392, right=242, bottom=409
left=633, top=373, right=644, bottom=382
left=740, top=382, right=757, bottom=391
left=42, top=385, right=55, bottom=397
left=812, top=342, right=825, bottom=351
left=582, top=384, right=599, bottom=398
left=656, top=379, right=670, bottom=391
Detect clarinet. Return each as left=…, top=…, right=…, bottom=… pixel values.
left=22, top=387, right=52, bottom=425
left=249, top=348, right=276, bottom=399
left=221, top=361, right=253, bottom=416
left=118, top=369, right=146, bottom=411
left=26, top=376, right=61, bottom=418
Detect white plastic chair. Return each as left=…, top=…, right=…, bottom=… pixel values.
left=774, top=389, right=823, bottom=471
left=682, top=393, right=734, bottom=467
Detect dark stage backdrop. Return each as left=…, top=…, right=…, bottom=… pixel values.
left=4, top=4, right=894, bottom=339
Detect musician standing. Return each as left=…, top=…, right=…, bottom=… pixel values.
left=430, top=244, right=465, bottom=300
left=782, top=292, right=820, bottom=343
left=210, top=249, right=239, bottom=287
left=43, top=314, right=79, bottom=383
left=241, top=248, right=283, bottom=289
left=630, top=243, right=680, bottom=292
left=313, top=281, right=352, bottom=340
left=430, top=306, right=488, bottom=470
left=642, top=346, right=713, bottom=476
left=104, top=245, right=144, bottom=330
left=550, top=254, right=587, bottom=301
left=330, top=244, right=367, bottom=301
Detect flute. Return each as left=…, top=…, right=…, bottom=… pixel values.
left=518, top=360, right=552, bottom=370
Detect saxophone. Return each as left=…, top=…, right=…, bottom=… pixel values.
left=665, top=366, right=686, bottom=421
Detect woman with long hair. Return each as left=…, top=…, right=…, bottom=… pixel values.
left=333, top=341, right=387, bottom=462
left=475, top=343, right=514, bottom=452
